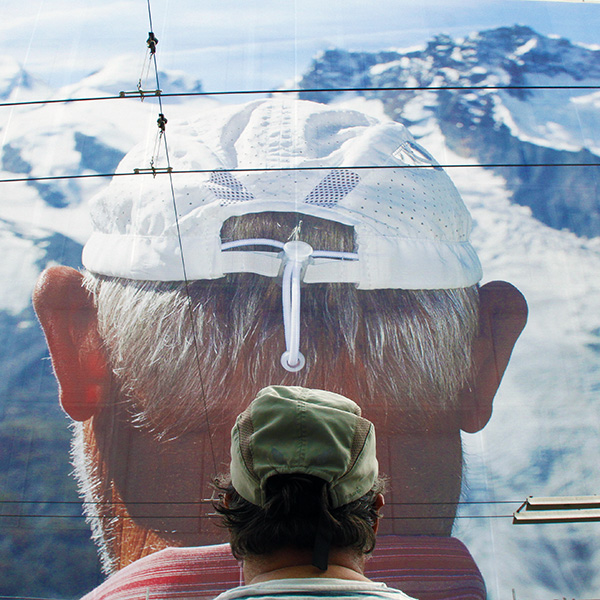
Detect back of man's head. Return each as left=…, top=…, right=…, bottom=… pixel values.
left=214, top=386, right=383, bottom=570
left=81, top=98, right=481, bottom=438
left=35, top=98, right=525, bottom=574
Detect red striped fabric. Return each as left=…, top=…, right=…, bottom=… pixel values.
left=81, top=536, right=485, bottom=600
left=367, top=537, right=486, bottom=600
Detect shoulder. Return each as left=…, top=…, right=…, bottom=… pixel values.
left=80, top=545, right=240, bottom=600
left=214, top=578, right=416, bottom=600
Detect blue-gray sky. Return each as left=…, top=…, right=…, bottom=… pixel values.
left=2, top=0, right=599, bottom=92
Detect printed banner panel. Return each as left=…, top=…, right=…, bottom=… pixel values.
left=0, top=2, right=598, bottom=599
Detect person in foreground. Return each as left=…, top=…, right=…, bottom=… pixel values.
left=212, top=385, right=414, bottom=600
left=33, top=99, right=527, bottom=598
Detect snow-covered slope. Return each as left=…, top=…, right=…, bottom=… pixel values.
left=59, top=54, right=204, bottom=99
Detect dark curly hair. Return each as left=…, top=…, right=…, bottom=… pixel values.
left=213, top=473, right=385, bottom=560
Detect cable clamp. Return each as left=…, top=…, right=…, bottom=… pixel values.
left=133, top=166, right=173, bottom=178
left=119, top=89, right=162, bottom=100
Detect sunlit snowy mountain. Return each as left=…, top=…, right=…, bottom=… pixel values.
left=299, top=25, right=600, bottom=238
left=1, top=25, right=599, bottom=600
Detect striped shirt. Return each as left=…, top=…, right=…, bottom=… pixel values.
left=80, top=536, right=486, bottom=600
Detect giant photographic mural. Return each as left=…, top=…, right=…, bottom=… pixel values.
left=1, top=2, right=599, bottom=599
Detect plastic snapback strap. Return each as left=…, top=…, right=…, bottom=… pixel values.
left=221, top=238, right=358, bottom=372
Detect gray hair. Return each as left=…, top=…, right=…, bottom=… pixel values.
left=82, top=213, right=479, bottom=439
left=71, top=421, right=116, bottom=573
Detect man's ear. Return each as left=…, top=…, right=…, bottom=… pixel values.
left=373, top=493, right=385, bottom=535
left=32, top=266, right=109, bottom=421
left=459, top=281, right=528, bottom=433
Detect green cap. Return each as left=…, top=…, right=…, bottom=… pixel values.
left=230, top=385, right=378, bottom=508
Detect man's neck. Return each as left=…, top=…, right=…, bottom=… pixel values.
left=243, top=548, right=370, bottom=585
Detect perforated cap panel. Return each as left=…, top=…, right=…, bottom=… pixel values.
left=83, top=98, right=482, bottom=289
left=304, top=170, right=361, bottom=208
left=208, top=171, right=255, bottom=205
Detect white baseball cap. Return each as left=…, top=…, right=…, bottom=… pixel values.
left=83, top=98, right=482, bottom=370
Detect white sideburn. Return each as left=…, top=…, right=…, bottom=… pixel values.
left=220, top=238, right=359, bottom=372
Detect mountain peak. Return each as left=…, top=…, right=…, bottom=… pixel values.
left=0, top=57, right=48, bottom=101
left=60, top=55, right=203, bottom=98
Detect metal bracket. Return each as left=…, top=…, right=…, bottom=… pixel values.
left=119, top=89, right=162, bottom=99
left=513, top=495, right=600, bottom=524
left=133, top=166, right=173, bottom=178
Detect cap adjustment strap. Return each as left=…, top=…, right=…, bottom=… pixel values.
left=221, top=239, right=358, bottom=372
left=281, top=241, right=313, bottom=372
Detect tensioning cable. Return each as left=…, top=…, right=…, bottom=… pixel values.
left=143, top=0, right=218, bottom=476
